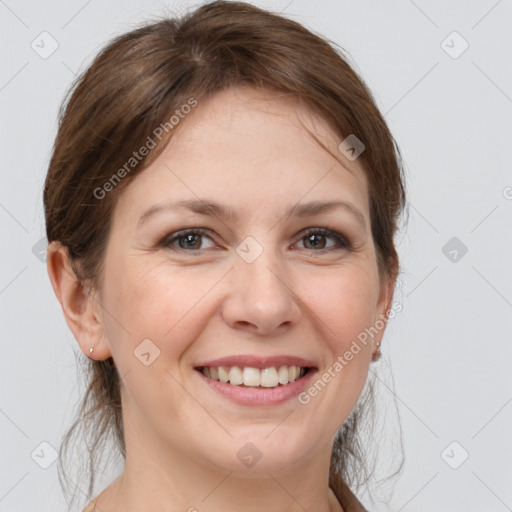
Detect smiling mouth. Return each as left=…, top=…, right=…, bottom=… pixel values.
left=195, top=365, right=314, bottom=388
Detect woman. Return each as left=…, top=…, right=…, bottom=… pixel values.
left=44, top=1, right=406, bottom=511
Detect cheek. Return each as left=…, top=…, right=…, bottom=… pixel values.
left=100, top=258, right=223, bottom=364
left=299, top=268, right=377, bottom=412
left=303, top=263, right=380, bottom=352
left=290, top=266, right=379, bottom=437
left=102, top=250, right=380, bottom=363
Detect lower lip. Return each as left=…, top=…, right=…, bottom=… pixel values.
left=195, top=369, right=318, bottom=406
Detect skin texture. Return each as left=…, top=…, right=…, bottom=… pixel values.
left=48, top=86, right=396, bottom=512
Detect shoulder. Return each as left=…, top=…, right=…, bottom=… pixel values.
left=334, top=480, right=369, bottom=512
left=83, top=501, right=97, bottom=512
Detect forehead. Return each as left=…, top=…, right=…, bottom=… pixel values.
left=114, top=86, right=370, bottom=228
left=171, top=86, right=360, bottom=169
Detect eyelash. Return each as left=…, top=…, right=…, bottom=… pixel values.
left=160, top=227, right=351, bottom=253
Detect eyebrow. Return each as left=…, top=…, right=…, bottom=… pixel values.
left=137, top=198, right=366, bottom=230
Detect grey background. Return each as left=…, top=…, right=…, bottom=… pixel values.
left=1, top=0, right=511, bottom=511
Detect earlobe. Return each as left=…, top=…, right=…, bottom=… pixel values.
left=46, top=241, right=112, bottom=360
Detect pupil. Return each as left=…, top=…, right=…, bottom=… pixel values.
left=181, top=234, right=199, bottom=249
left=307, top=234, right=325, bottom=249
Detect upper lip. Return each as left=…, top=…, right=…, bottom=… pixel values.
left=195, top=355, right=317, bottom=370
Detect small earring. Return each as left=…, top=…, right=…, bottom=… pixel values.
left=372, top=342, right=381, bottom=362
left=89, top=347, right=94, bottom=355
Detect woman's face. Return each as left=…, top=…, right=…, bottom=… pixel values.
left=94, top=86, right=394, bottom=476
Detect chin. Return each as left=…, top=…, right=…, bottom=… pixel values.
left=206, top=434, right=314, bottom=476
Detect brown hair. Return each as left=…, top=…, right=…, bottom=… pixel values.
left=44, top=1, right=406, bottom=509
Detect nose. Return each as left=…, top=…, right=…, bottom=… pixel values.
left=221, top=250, right=301, bottom=336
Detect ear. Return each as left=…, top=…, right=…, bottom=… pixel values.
left=46, top=241, right=112, bottom=360
left=372, top=258, right=399, bottom=357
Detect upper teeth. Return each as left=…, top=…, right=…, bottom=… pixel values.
left=201, top=365, right=306, bottom=387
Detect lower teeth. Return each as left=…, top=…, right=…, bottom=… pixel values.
left=237, top=383, right=285, bottom=388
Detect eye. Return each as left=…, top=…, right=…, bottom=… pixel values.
left=160, top=227, right=351, bottom=253
left=163, top=228, right=216, bottom=251
left=294, top=228, right=350, bottom=251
